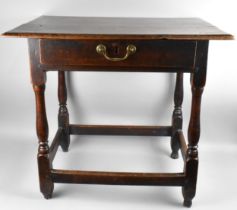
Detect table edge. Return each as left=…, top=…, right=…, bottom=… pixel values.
left=1, top=32, right=234, bottom=40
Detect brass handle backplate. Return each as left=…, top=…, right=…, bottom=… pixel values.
left=96, top=44, right=136, bottom=61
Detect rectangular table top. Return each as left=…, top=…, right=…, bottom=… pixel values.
left=2, top=16, right=233, bottom=40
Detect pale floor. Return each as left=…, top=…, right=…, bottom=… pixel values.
left=0, top=131, right=237, bottom=210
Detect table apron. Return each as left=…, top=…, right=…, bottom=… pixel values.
left=38, top=39, right=197, bottom=72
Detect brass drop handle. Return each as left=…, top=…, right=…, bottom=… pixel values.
left=96, top=44, right=136, bottom=61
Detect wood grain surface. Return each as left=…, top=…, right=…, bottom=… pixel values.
left=2, top=16, right=233, bottom=40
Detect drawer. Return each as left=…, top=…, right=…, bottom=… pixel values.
left=39, top=40, right=196, bottom=70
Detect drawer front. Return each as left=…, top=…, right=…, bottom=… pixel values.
left=39, top=40, right=196, bottom=70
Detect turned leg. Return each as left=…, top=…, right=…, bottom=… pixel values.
left=171, top=72, right=183, bottom=159
left=182, top=41, right=209, bottom=207
left=33, top=85, right=54, bottom=199
left=58, top=71, right=70, bottom=152
left=182, top=86, right=202, bottom=207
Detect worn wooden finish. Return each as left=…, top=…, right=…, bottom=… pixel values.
left=39, top=40, right=196, bottom=71
left=182, top=41, right=209, bottom=207
left=49, top=128, right=63, bottom=163
left=171, top=72, right=184, bottom=159
left=33, top=85, right=54, bottom=199
left=28, top=39, right=46, bottom=85
left=51, top=169, right=185, bottom=186
left=58, top=71, right=70, bottom=151
left=69, top=124, right=172, bottom=136
left=177, top=131, right=188, bottom=162
left=3, top=16, right=233, bottom=40
left=3, top=16, right=232, bottom=207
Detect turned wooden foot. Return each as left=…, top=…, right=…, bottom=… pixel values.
left=170, top=151, right=179, bottom=159
left=60, top=128, right=70, bottom=152
left=183, top=199, right=192, bottom=208
left=170, top=135, right=180, bottom=159
left=43, top=192, right=53, bottom=200
left=170, top=131, right=180, bottom=159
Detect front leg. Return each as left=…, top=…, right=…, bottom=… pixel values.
left=182, top=86, right=202, bottom=207
left=29, top=39, right=54, bottom=199
left=33, top=85, right=54, bottom=199
left=182, top=41, right=209, bottom=207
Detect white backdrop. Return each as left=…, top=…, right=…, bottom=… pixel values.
left=0, top=1, right=237, bottom=210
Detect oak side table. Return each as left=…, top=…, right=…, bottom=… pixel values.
left=2, top=16, right=233, bottom=207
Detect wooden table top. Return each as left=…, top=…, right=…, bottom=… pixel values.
left=2, top=16, right=233, bottom=40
